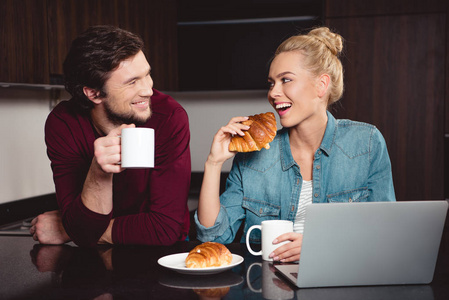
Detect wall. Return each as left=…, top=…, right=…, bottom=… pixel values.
left=172, top=90, right=276, bottom=172
left=0, top=89, right=56, bottom=203
left=0, top=89, right=274, bottom=204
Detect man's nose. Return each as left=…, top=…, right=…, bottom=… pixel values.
left=140, top=75, right=154, bottom=96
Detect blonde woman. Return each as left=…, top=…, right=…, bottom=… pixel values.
left=195, top=27, right=395, bottom=262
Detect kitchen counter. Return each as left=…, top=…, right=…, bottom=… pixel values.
left=1, top=229, right=449, bottom=299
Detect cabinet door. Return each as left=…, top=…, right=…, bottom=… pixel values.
left=326, top=13, right=446, bottom=201
left=47, top=0, right=122, bottom=82
left=124, top=0, right=178, bottom=91
left=47, top=0, right=178, bottom=90
left=0, top=0, right=49, bottom=84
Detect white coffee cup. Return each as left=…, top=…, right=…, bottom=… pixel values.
left=246, top=220, right=293, bottom=261
left=120, top=128, right=154, bottom=168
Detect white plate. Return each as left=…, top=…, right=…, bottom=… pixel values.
left=158, top=253, right=244, bottom=275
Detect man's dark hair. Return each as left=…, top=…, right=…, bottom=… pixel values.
left=63, top=25, right=144, bottom=110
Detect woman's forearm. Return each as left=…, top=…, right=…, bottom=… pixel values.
left=197, top=159, right=223, bottom=227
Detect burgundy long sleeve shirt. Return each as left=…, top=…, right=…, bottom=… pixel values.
left=45, top=89, right=191, bottom=247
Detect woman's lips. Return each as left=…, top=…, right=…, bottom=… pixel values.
left=275, top=103, right=292, bottom=117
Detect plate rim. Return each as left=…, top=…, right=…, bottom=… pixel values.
left=158, top=252, right=244, bottom=274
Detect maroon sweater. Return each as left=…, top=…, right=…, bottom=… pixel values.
left=45, top=89, right=191, bottom=247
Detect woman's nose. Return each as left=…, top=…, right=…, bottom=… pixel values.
left=269, top=83, right=282, bottom=99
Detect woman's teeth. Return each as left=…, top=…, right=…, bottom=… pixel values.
left=276, top=103, right=292, bottom=110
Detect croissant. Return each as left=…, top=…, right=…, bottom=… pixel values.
left=193, top=287, right=230, bottom=297
left=228, top=112, right=277, bottom=152
left=185, top=242, right=233, bottom=268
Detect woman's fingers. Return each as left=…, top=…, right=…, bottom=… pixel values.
left=270, top=232, right=303, bottom=262
left=221, top=116, right=250, bottom=136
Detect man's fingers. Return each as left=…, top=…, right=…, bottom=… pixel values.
left=108, top=123, right=136, bottom=137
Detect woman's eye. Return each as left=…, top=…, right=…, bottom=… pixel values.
left=282, top=78, right=291, bottom=83
left=267, top=82, right=274, bottom=88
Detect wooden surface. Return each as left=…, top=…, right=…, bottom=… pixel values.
left=325, top=1, right=447, bottom=200
left=0, top=0, right=50, bottom=84
left=325, top=0, right=447, bottom=17
left=46, top=0, right=178, bottom=90
left=1, top=0, right=178, bottom=90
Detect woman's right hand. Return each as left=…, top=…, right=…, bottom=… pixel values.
left=207, top=116, right=250, bottom=165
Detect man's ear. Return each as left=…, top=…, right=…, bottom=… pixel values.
left=83, top=87, right=102, bottom=104
left=317, top=74, right=330, bottom=98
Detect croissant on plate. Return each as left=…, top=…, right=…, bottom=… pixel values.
left=228, top=112, right=277, bottom=152
left=185, top=242, right=233, bottom=268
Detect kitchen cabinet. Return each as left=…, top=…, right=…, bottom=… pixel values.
left=0, top=0, right=50, bottom=84
left=1, top=0, right=178, bottom=90
left=325, top=0, right=448, bottom=201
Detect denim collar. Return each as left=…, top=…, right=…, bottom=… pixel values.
left=280, top=110, right=336, bottom=171
left=320, top=110, right=336, bottom=156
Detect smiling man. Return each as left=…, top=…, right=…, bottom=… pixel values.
left=30, top=26, right=191, bottom=247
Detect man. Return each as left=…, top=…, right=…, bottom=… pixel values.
left=30, top=25, right=191, bottom=247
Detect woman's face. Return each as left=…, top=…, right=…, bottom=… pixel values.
left=267, top=51, right=327, bottom=129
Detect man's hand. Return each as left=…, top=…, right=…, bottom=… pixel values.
left=94, top=124, right=135, bottom=174
left=81, top=124, right=135, bottom=215
left=30, top=210, right=71, bottom=245
left=98, top=219, right=114, bottom=245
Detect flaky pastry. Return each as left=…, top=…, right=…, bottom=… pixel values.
left=228, top=112, right=277, bottom=152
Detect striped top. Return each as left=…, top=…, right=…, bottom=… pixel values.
left=293, top=180, right=313, bottom=234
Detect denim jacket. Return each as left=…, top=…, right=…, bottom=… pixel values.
left=195, top=111, right=396, bottom=244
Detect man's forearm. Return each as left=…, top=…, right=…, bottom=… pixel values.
left=81, top=157, right=114, bottom=215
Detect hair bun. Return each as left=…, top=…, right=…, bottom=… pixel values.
left=309, top=27, right=343, bottom=57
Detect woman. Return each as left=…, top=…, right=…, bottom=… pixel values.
left=195, top=27, right=395, bottom=262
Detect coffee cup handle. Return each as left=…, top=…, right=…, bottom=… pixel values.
left=246, top=262, right=262, bottom=293
left=246, top=225, right=262, bottom=256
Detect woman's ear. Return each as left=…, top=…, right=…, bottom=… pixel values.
left=317, top=74, right=330, bottom=98
left=83, top=87, right=102, bottom=104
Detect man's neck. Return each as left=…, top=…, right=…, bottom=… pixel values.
left=90, top=106, right=114, bottom=136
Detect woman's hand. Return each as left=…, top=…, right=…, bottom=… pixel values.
left=207, top=116, right=250, bottom=165
left=269, top=232, right=303, bottom=262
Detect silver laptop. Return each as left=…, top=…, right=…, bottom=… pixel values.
left=275, top=201, right=448, bottom=288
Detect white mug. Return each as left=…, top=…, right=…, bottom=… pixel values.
left=247, top=261, right=294, bottom=300
left=121, top=128, right=154, bottom=168
left=246, top=220, right=293, bottom=261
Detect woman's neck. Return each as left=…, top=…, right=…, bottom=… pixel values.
left=288, top=111, right=328, bottom=153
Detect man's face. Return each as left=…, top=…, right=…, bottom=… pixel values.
left=101, top=51, right=153, bottom=126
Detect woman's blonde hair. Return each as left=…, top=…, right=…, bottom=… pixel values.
left=274, top=27, right=344, bottom=106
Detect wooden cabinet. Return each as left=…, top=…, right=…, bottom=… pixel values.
left=325, top=0, right=448, bottom=201
left=1, top=0, right=178, bottom=90
left=0, top=0, right=50, bottom=84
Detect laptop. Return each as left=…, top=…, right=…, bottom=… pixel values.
left=275, top=201, right=448, bottom=288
